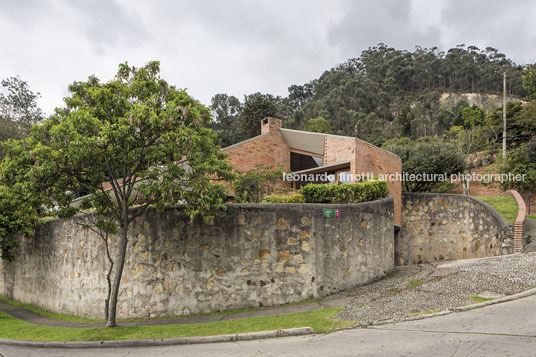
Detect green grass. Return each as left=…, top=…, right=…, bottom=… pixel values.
left=475, top=195, right=518, bottom=224
left=0, top=308, right=350, bottom=342
left=409, top=309, right=441, bottom=316
left=0, top=296, right=104, bottom=323
left=406, top=279, right=423, bottom=289
left=527, top=214, right=536, bottom=220
left=0, top=295, right=324, bottom=324
left=466, top=295, right=495, bottom=304
left=386, top=290, right=398, bottom=296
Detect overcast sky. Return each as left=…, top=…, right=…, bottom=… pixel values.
left=2, top=0, right=536, bottom=114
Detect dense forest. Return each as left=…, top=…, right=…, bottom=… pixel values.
left=209, top=44, right=528, bottom=147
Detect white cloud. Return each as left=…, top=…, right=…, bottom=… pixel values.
left=1, top=0, right=534, bottom=115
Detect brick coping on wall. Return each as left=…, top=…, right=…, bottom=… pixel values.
left=508, top=190, right=527, bottom=253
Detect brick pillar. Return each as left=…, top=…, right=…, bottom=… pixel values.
left=508, top=190, right=526, bottom=253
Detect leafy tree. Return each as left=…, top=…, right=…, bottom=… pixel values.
left=304, top=117, right=332, bottom=134
left=0, top=139, right=45, bottom=261
left=0, top=77, right=44, bottom=156
left=383, top=137, right=466, bottom=192
left=209, top=93, right=242, bottom=147
left=500, top=143, right=536, bottom=193
left=238, top=93, right=278, bottom=140
left=0, top=76, right=44, bottom=125
left=522, top=65, right=536, bottom=100
left=26, top=61, right=233, bottom=327
left=461, top=106, right=484, bottom=128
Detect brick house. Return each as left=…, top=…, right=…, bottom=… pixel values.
left=222, top=118, right=402, bottom=225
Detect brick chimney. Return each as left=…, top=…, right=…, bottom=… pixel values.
left=261, top=117, right=282, bottom=134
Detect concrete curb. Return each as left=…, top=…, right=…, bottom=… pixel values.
left=452, top=286, right=536, bottom=312
left=0, top=327, right=314, bottom=349
left=353, top=286, right=536, bottom=328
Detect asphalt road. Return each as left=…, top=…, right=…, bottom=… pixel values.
left=2, top=294, right=536, bottom=357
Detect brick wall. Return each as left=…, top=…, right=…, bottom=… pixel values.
left=508, top=190, right=527, bottom=253
left=352, top=138, right=402, bottom=225
left=223, top=118, right=290, bottom=173
left=324, top=136, right=355, bottom=165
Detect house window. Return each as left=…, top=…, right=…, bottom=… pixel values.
left=290, top=152, right=323, bottom=172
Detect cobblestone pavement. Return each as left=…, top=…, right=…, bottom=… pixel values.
left=336, top=252, right=536, bottom=323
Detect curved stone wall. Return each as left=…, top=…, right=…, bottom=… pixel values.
left=0, top=198, right=394, bottom=319
left=396, top=193, right=513, bottom=265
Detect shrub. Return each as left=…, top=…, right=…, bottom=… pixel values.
left=300, top=180, right=388, bottom=204
left=233, top=165, right=282, bottom=203
left=261, top=193, right=306, bottom=203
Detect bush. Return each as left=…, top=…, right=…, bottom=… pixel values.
left=261, top=193, right=306, bottom=203
left=233, top=165, right=282, bottom=203
left=300, top=180, right=388, bottom=204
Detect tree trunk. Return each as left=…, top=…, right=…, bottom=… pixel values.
left=103, top=238, right=114, bottom=321
left=462, top=169, right=471, bottom=196
left=106, top=225, right=128, bottom=327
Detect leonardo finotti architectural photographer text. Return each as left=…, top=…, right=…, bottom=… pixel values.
left=283, top=172, right=526, bottom=183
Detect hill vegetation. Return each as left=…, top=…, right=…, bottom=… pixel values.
left=209, top=44, right=528, bottom=146
left=208, top=44, right=536, bottom=194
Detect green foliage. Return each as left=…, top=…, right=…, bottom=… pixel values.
left=239, top=93, right=279, bottom=140
left=299, top=180, right=388, bottom=204
left=0, top=77, right=44, bottom=158
left=522, top=65, right=536, bottom=100
left=499, top=143, right=536, bottom=193
left=382, top=137, right=466, bottom=192
left=461, top=106, right=484, bottom=128
left=208, top=93, right=242, bottom=147
left=0, top=76, right=44, bottom=126
left=261, top=193, right=305, bottom=203
left=20, top=61, right=233, bottom=326
left=0, top=139, right=46, bottom=260
left=233, top=165, right=283, bottom=203
left=210, top=44, right=530, bottom=149
left=304, top=117, right=332, bottom=134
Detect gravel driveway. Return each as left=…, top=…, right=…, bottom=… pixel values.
left=335, top=252, right=536, bottom=323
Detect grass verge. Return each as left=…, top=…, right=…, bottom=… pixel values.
left=475, top=195, right=518, bottom=224
left=0, top=308, right=349, bottom=342
left=466, top=295, right=495, bottom=304
left=410, top=309, right=441, bottom=316
left=0, top=295, right=324, bottom=324
left=0, top=296, right=103, bottom=323
left=527, top=214, right=536, bottom=220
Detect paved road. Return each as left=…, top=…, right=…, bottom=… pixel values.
left=2, top=294, right=536, bottom=357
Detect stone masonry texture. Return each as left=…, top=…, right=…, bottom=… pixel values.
left=396, top=193, right=513, bottom=265
left=0, top=198, right=394, bottom=319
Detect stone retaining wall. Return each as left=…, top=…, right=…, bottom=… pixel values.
left=0, top=198, right=394, bottom=319
left=395, top=193, right=513, bottom=265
